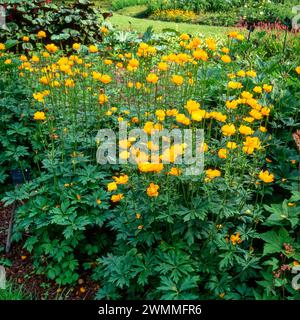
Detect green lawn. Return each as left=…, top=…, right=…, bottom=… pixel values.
left=109, top=13, right=235, bottom=37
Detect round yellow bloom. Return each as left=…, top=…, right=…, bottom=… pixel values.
left=22, top=36, right=29, bottom=42
left=72, top=43, right=81, bottom=50
left=99, top=94, right=108, bottom=104
left=296, top=66, right=300, bottom=75
left=259, top=170, right=274, bottom=183
left=0, top=43, right=6, bottom=50
left=263, top=84, right=273, bottom=93
left=221, top=55, right=231, bottom=63
left=253, top=86, right=262, bottom=94
left=147, top=183, right=159, bottom=197
left=171, top=75, right=184, bottom=86
left=111, top=194, right=124, bottom=203
left=221, top=124, right=236, bottom=136
left=34, top=111, right=46, bottom=121
left=205, top=169, right=221, bottom=181
left=218, top=148, right=227, bottom=159
left=239, top=125, right=254, bottom=136
left=193, top=49, right=208, bottom=61
left=158, top=62, right=168, bottom=71
left=100, top=74, right=112, bottom=84
left=107, top=182, right=118, bottom=191
left=146, top=73, right=159, bottom=84
left=228, top=81, right=243, bottom=89
left=89, top=45, right=98, bottom=53
left=227, top=142, right=237, bottom=149
left=45, top=43, right=58, bottom=53
left=37, top=31, right=46, bottom=38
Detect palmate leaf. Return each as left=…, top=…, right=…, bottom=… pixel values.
left=158, top=275, right=200, bottom=300
left=260, top=228, right=292, bottom=256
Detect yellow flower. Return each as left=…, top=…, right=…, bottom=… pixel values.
left=100, top=74, right=112, bottom=84
left=168, top=167, right=181, bottom=176
left=227, top=142, right=237, bottom=149
left=263, top=84, right=273, bottom=93
left=146, top=73, right=159, bottom=84
left=138, top=163, right=163, bottom=173
left=147, top=183, right=159, bottom=197
left=221, top=55, right=231, bottom=63
left=246, top=70, right=257, bottom=77
left=89, top=45, right=98, bottom=53
left=176, top=113, right=190, bottom=126
left=193, top=49, right=208, bottom=61
left=180, top=33, right=190, bottom=41
left=191, top=109, right=206, bottom=121
left=243, top=137, right=261, bottom=154
left=99, top=94, right=108, bottom=104
left=186, top=100, right=200, bottom=113
left=205, top=169, right=221, bottom=181
left=239, top=125, right=254, bottom=136
left=230, top=232, right=242, bottom=245
left=236, top=70, right=246, bottom=77
left=253, top=86, right=262, bottom=94
left=22, top=36, right=29, bottom=42
left=73, top=43, right=81, bottom=50
left=101, top=26, right=108, bottom=34
left=65, top=79, right=75, bottom=87
left=221, top=124, right=236, bottom=136
left=221, top=47, right=230, bottom=54
left=226, top=100, right=238, bottom=109
left=249, top=109, right=262, bottom=120
left=113, top=175, right=129, bottom=185
left=107, top=182, right=118, bottom=191
left=296, top=66, right=300, bottom=75
left=4, top=59, right=12, bottom=65
left=205, top=38, right=216, bottom=51
left=218, top=148, right=227, bottom=159
left=128, top=58, right=139, bottom=70
left=111, top=194, right=124, bottom=203
left=45, top=43, right=58, bottom=53
left=259, top=126, right=267, bottom=133
left=155, top=109, right=166, bottom=121
left=171, top=75, right=184, bottom=86
left=96, top=199, right=102, bottom=205
left=37, top=31, right=46, bottom=38
left=158, top=62, right=168, bottom=71
left=0, top=43, right=5, bottom=50
left=33, top=111, right=46, bottom=121
left=228, top=81, right=243, bottom=89
left=259, top=170, right=274, bottom=183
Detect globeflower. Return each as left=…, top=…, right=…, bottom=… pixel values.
left=243, top=137, right=261, bottom=154
left=146, top=73, right=159, bottom=84
left=147, top=183, right=159, bottom=197
left=218, top=148, right=227, bottom=159
left=227, top=142, right=237, bottom=149
left=296, top=66, right=300, bottom=75
left=72, top=43, right=81, bottom=50
left=221, top=55, right=231, bottom=63
left=99, top=94, right=108, bottom=104
left=192, top=49, right=208, bottom=61
left=107, top=182, right=118, bottom=191
left=239, top=125, right=254, bottom=136
left=37, top=31, right=46, bottom=38
left=263, top=84, right=273, bottom=93
left=113, top=175, right=129, bottom=185
left=89, top=45, right=98, bottom=53
left=228, top=81, right=243, bottom=89
left=205, top=169, right=221, bottom=181
left=259, top=170, right=274, bottom=183
left=0, top=43, right=5, bottom=50
left=221, top=124, right=236, bottom=136
left=138, top=163, right=163, bottom=173
left=45, top=43, right=58, bottom=53
left=230, top=232, right=242, bottom=245
left=34, top=111, right=46, bottom=121
left=111, top=194, right=124, bottom=203
left=171, top=75, right=184, bottom=86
